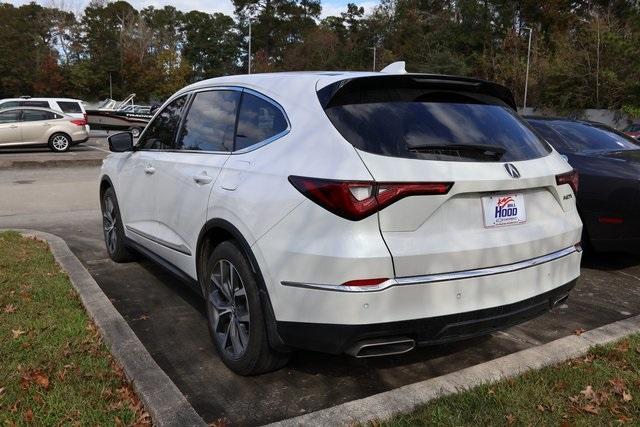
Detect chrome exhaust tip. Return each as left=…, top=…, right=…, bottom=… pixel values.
left=346, top=337, right=415, bottom=358
left=552, top=294, right=569, bottom=307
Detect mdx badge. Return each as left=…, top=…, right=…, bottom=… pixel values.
left=504, top=163, right=521, bottom=179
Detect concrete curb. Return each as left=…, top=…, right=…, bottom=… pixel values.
left=271, top=314, right=640, bottom=426
left=7, top=229, right=206, bottom=427
left=0, top=158, right=103, bottom=169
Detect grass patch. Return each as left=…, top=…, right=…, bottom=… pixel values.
left=385, top=335, right=640, bottom=426
left=0, top=231, right=148, bottom=425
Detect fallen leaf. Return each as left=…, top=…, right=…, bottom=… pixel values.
left=12, top=329, right=26, bottom=339
left=32, top=371, right=49, bottom=389
left=23, top=409, right=33, bottom=422
left=616, top=340, right=630, bottom=353
left=574, top=328, right=587, bottom=336
left=0, top=387, right=5, bottom=398
left=617, top=415, right=633, bottom=424
left=611, top=378, right=626, bottom=395
left=487, top=388, right=495, bottom=395
left=536, top=404, right=545, bottom=412
left=623, top=390, right=632, bottom=402
left=581, top=385, right=596, bottom=400
left=582, top=404, right=599, bottom=415
left=4, top=304, right=16, bottom=313
left=505, top=414, right=516, bottom=425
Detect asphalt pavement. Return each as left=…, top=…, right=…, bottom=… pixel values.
left=1, top=142, right=640, bottom=425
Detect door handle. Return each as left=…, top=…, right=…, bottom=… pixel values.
left=193, top=174, right=213, bottom=185
left=42, top=122, right=51, bottom=126
left=144, top=165, right=156, bottom=175
left=9, top=125, right=17, bottom=128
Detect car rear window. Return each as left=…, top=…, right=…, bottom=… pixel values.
left=322, top=86, right=551, bottom=162
left=547, top=121, right=640, bottom=152
left=57, top=101, right=83, bottom=113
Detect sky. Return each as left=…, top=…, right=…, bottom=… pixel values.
left=7, top=0, right=378, bottom=18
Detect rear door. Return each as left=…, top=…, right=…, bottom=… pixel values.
left=321, top=78, right=581, bottom=277
left=20, top=109, right=59, bottom=143
left=152, top=89, right=237, bottom=273
left=0, top=110, right=21, bottom=145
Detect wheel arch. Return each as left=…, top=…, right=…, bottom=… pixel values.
left=196, top=218, right=288, bottom=351
left=99, top=175, right=115, bottom=200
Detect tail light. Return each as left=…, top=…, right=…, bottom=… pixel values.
left=288, top=176, right=453, bottom=220
left=70, top=119, right=87, bottom=126
left=556, top=170, right=579, bottom=194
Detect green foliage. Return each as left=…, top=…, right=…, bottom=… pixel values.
left=0, top=0, right=639, bottom=109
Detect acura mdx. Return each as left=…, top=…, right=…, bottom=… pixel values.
left=100, top=66, right=582, bottom=375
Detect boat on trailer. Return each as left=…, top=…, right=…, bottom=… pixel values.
left=86, top=94, right=154, bottom=137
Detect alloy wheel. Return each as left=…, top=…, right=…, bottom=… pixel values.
left=52, top=135, right=69, bottom=151
left=102, top=195, right=117, bottom=254
left=208, top=259, right=251, bottom=358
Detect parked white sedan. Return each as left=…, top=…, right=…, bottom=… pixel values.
left=0, top=107, right=89, bottom=152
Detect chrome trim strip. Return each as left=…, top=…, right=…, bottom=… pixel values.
left=281, top=245, right=579, bottom=293
left=126, top=226, right=192, bottom=256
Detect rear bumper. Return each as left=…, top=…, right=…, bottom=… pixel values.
left=72, top=136, right=89, bottom=145
left=277, top=279, right=577, bottom=354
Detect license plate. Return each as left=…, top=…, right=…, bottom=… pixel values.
left=482, top=193, right=526, bottom=227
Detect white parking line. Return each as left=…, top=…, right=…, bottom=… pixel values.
left=85, top=144, right=110, bottom=153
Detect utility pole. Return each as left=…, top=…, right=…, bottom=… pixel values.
left=371, top=46, right=377, bottom=71
left=523, top=27, right=533, bottom=110
left=596, top=16, right=600, bottom=108
left=248, top=19, right=252, bottom=75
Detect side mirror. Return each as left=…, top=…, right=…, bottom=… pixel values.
left=108, top=132, right=134, bottom=152
left=149, top=104, right=160, bottom=114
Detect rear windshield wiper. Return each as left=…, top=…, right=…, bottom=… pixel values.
left=408, top=143, right=506, bottom=160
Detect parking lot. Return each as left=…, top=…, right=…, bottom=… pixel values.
left=2, top=136, right=640, bottom=425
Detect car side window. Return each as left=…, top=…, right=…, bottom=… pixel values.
left=235, top=93, right=288, bottom=151
left=56, top=101, right=83, bottom=114
left=21, top=101, right=50, bottom=108
left=137, top=95, right=188, bottom=150
left=0, top=101, right=19, bottom=110
left=22, top=109, right=56, bottom=122
left=0, top=110, right=19, bottom=123
left=176, top=90, right=241, bottom=152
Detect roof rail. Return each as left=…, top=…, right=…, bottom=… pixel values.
left=19, top=95, right=32, bottom=99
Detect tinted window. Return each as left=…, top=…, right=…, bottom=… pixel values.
left=21, top=101, right=49, bottom=108
left=527, top=120, right=572, bottom=153
left=22, top=109, right=57, bottom=121
left=0, top=101, right=19, bottom=109
left=235, top=93, right=288, bottom=151
left=57, top=101, right=82, bottom=113
left=0, top=110, right=19, bottom=123
left=323, top=89, right=550, bottom=162
left=138, top=96, right=187, bottom=150
left=177, top=90, right=240, bottom=152
left=549, top=122, right=640, bottom=152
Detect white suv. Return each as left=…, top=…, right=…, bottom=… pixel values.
left=100, top=69, right=582, bottom=375
left=0, top=97, right=88, bottom=121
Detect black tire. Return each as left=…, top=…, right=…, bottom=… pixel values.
left=101, top=187, right=136, bottom=262
left=203, top=241, right=289, bottom=375
left=48, top=133, right=71, bottom=152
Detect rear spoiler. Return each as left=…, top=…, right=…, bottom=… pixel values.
left=317, top=74, right=517, bottom=111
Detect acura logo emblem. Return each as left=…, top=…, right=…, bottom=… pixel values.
left=504, top=163, right=521, bottom=179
